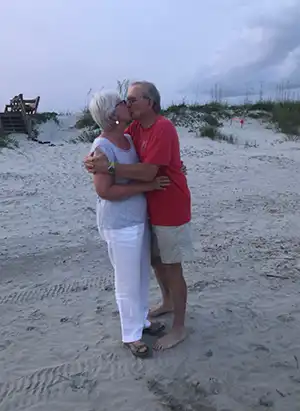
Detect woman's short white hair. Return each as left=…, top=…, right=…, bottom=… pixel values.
left=89, top=90, right=121, bottom=129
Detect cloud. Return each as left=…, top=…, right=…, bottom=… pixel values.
left=1, top=0, right=299, bottom=109
left=185, top=0, right=300, bottom=99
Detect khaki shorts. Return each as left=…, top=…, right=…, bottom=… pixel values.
left=150, top=222, right=193, bottom=264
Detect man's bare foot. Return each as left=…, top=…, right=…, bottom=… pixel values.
left=153, top=327, right=187, bottom=351
left=149, top=303, right=173, bottom=318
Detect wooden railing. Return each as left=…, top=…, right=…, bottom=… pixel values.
left=3, top=94, right=40, bottom=138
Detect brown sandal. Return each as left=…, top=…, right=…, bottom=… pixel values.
left=143, top=322, right=165, bottom=336
left=124, top=341, right=150, bottom=358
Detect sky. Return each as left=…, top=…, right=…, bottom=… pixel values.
left=1, top=0, right=299, bottom=111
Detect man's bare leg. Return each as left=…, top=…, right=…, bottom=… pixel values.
left=153, top=262, right=187, bottom=350
left=149, top=260, right=173, bottom=318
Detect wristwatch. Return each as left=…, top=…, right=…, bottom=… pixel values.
left=108, top=161, right=116, bottom=176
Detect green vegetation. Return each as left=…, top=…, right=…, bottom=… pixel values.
left=0, top=111, right=59, bottom=147
left=75, top=79, right=130, bottom=131
left=71, top=127, right=101, bottom=143
left=30, top=112, right=60, bottom=139
left=33, top=112, right=59, bottom=125
left=271, top=102, right=300, bottom=137
left=162, top=101, right=229, bottom=117
left=163, top=98, right=300, bottom=141
left=73, top=80, right=300, bottom=143
left=0, top=131, right=18, bottom=149
left=3, top=81, right=295, bottom=146
left=75, top=108, right=98, bottom=130
left=198, top=125, right=236, bottom=144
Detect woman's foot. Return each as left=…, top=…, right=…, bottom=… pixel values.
left=153, top=326, right=187, bottom=351
left=124, top=340, right=150, bottom=358
left=148, top=303, right=173, bottom=318
left=143, top=321, right=165, bottom=336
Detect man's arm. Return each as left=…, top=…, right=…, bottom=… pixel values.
left=85, top=120, right=174, bottom=180
left=93, top=172, right=169, bottom=200
left=86, top=154, right=187, bottom=179
left=114, top=159, right=187, bottom=180
left=115, top=120, right=175, bottom=181
left=85, top=150, right=159, bottom=182
left=114, top=163, right=159, bottom=182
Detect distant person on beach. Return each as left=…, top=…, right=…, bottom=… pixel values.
left=85, top=82, right=193, bottom=350
left=230, top=117, right=245, bottom=128
left=88, top=90, right=167, bottom=358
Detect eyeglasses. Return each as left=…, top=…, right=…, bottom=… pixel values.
left=126, top=96, right=150, bottom=105
left=115, top=99, right=127, bottom=108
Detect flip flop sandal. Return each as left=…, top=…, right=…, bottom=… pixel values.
left=143, top=322, right=165, bottom=336
left=123, top=341, right=150, bottom=358
left=149, top=308, right=173, bottom=318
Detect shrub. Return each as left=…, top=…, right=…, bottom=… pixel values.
left=199, top=102, right=226, bottom=115
left=0, top=132, right=18, bottom=149
left=199, top=125, right=218, bottom=139
left=202, top=113, right=222, bottom=127
left=71, top=127, right=101, bottom=143
left=33, top=112, right=59, bottom=125
left=247, top=112, right=261, bottom=119
left=75, top=79, right=130, bottom=130
left=75, top=108, right=98, bottom=130
left=198, top=125, right=236, bottom=144
left=249, top=101, right=274, bottom=112
left=188, top=104, right=203, bottom=112
left=162, top=102, right=187, bottom=116
left=271, top=102, right=300, bottom=137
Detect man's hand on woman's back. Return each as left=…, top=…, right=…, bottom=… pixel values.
left=181, top=161, right=187, bottom=175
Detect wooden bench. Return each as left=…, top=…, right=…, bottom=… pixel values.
left=5, top=94, right=40, bottom=114
left=2, top=94, right=40, bottom=137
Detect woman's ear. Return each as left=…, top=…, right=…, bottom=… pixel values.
left=107, top=113, right=117, bottom=127
left=111, top=111, right=120, bottom=125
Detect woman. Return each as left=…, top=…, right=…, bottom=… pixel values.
left=89, top=90, right=168, bottom=358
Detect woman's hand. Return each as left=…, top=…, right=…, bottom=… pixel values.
left=151, top=176, right=170, bottom=190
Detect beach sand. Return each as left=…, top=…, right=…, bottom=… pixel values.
left=1, top=116, right=300, bottom=410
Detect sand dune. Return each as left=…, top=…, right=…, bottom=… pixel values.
left=1, top=116, right=300, bottom=410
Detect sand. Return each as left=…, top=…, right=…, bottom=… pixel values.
left=1, top=116, right=300, bottom=411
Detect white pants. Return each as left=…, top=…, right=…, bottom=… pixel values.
left=102, top=223, right=151, bottom=343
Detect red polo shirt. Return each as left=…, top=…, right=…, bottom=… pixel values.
left=126, top=116, right=191, bottom=226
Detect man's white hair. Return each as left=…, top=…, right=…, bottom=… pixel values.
left=89, top=90, right=121, bottom=129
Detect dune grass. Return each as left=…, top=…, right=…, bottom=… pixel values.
left=33, top=112, right=59, bottom=125
left=197, top=125, right=236, bottom=144
left=75, top=108, right=99, bottom=130
left=0, top=112, right=59, bottom=147
left=163, top=99, right=300, bottom=141
left=75, top=79, right=130, bottom=131
left=73, top=80, right=300, bottom=143
left=71, top=127, right=101, bottom=143
left=0, top=131, right=18, bottom=149
left=74, top=98, right=300, bottom=144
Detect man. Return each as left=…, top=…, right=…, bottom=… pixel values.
left=84, top=81, right=193, bottom=350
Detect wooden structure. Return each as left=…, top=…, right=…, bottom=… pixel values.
left=0, top=94, right=40, bottom=137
